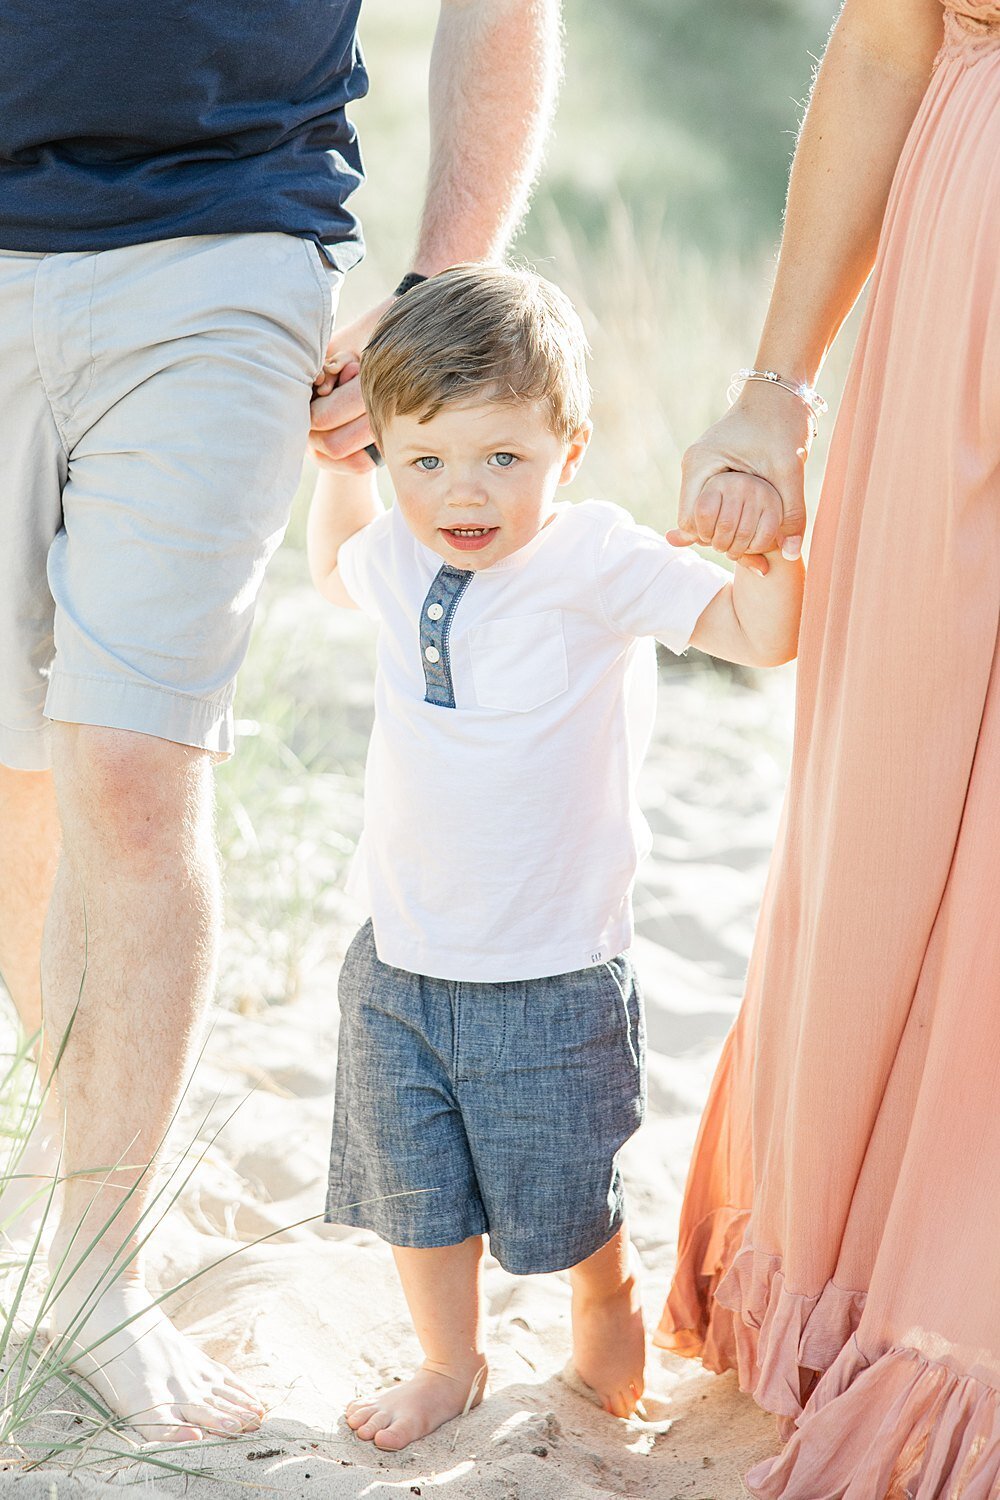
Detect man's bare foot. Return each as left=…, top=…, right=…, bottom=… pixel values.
left=49, top=1266, right=265, bottom=1443
left=345, top=1358, right=487, bottom=1451
left=570, top=1244, right=646, bottom=1417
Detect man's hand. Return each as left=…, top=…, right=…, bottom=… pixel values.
left=308, top=296, right=394, bottom=473
left=667, top=384, right=812, bottom=574
left=308, top=0, right=562, bottom=474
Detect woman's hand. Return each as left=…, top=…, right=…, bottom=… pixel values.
left=667, top=382, right=813, bottom=574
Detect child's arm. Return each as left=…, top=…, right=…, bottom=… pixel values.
left=688, top=546, right=804, bottom=668
left=306, top=467, right=384, bottom=608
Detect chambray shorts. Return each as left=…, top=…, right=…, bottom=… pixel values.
left=0, top=233, right=338, bottom=770
left=325, top=921, right=646, bottom=1275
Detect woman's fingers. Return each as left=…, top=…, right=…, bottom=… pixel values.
left=773, top=462, right=807, bottom=558
left=677, top=438, right=724, bottom=539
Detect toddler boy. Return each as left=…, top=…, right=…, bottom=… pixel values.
left=307, top=264, right=803, bottom=1452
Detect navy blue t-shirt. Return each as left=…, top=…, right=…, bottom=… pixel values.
left=0, top=1, right=369, bottom=271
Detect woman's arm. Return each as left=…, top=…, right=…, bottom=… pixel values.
left=756, top=0, right=945, bottom=386
left=673, top=0, right=944, bottom=565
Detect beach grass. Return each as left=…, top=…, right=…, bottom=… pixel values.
left=0, top=1027, right=292, bottom=1476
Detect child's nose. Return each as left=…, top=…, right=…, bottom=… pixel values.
left=446, top=478, right=488, bottom=506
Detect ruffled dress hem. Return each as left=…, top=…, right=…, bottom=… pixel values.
left=748, top=1342, right=1000, bottom=1500
left=655, top=1207, right=866, bottom=1425
left=656, top=1209, right=1000, bottom=1498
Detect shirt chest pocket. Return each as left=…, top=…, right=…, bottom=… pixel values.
left=468, top=609, right=568, bottom=713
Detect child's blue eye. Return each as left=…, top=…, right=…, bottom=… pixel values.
left=415, top=456, right=442, bottom=471
left=491, top=452, right=518, bottom=468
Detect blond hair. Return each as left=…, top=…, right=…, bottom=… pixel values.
left=360, top=264, right=590, bottom=444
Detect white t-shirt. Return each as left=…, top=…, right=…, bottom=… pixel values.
left=337, top=498, right=728, bottom=982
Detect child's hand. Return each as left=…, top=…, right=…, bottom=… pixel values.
left=666, top=472, right=786, bottom=577
left=310, top=355, right=368, bottom=471
left=310, top=294, right=395, bottom=473
left=313, top=352, right=361, bottom=401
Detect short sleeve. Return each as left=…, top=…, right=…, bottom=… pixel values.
left=596, top=514, right=730, bottom=654
left=336, top=511, right=393, bottom=620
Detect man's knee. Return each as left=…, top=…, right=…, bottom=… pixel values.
left=52, top=724, right=214, bottom=869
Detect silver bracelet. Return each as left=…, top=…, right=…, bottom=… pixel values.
left=728, top=367, right=828, bottom=439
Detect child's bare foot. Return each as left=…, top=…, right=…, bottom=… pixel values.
left=569, top=1233, right=646, bottom=1418
left=345, top=1358, right=487, bottom=1451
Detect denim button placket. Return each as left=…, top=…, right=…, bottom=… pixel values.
left=420, top=564, right=474, bottom=707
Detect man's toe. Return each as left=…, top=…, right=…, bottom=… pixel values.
left=211, top=1392, right=262, bottom=1428
left=176, top=1403, right=243, bottom=1436
left=219, top=1376, right=264, bottom=1408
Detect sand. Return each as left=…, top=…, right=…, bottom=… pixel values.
left=0, top=598, right=793, bottom=1498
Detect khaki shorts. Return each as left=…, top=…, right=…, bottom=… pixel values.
left=0, top=233, right=339, bottom=770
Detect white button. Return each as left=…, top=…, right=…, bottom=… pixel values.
left=424, top=645, right=441, bottom=664
left=426, top=602, right=444, bottom=621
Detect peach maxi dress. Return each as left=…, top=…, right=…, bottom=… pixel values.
left=657, top=5, right=1000, bottom=1496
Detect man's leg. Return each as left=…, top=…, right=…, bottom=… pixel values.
left=44, top=723, right=262, bottom=1442
left=0, top=765, right=63, bottom=1238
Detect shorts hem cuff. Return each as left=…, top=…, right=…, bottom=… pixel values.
left=45, top=672, right=235, bottom=758
left=324, top=1205, right=489, bottom=1249
left=491, top=1218, right=625, bottom=1277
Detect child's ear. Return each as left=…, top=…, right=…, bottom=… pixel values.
left=558, top=420, right=593, bottom=486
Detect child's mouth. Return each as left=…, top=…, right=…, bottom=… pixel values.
left=441, top=526, right=499, bottom=552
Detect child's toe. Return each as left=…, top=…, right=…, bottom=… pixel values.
left=606, top=1387, right=631, bottom=1418
left=359, top=1409, right=392, bottom=1442
left=373, top=1420, right=410, bottom=1452
left=345, top=1401, right=376, bottom=1429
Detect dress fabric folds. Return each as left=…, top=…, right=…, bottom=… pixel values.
left=657, top=7, right=1000, bottom=1496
